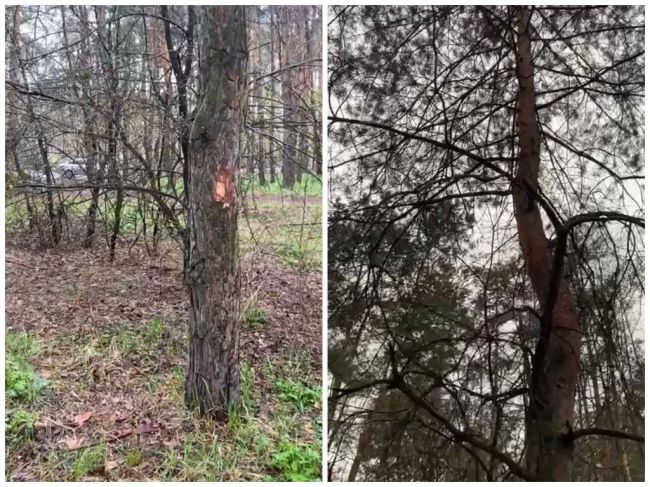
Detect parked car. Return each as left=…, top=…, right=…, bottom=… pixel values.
left=56, top=158, right=87, bottom=181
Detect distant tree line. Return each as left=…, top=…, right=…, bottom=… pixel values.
left=5, top=5, right=321, bottom=258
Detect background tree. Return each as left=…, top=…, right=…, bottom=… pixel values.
left=328, top=5, right=644, bottom=482
left=5, top=5, right=320, bottom=254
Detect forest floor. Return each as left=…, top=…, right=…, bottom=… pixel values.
left=5, top=193, right=322, bottom=481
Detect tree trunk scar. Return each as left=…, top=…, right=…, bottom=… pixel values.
left=212, top=166, right=235, bottom=207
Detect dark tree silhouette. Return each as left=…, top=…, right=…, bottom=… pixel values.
left=328, top=5, right=644, bottom=482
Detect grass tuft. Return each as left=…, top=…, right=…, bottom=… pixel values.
left=72, top=444, right=106, bottom=480
left=5, top=409, right=38, bottom=445
left=126, top=447, right=144, bottom=468
left=241, top=301, right=268, bottom=329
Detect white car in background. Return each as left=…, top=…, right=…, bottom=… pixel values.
left=56, top=158, right=88, bottom=181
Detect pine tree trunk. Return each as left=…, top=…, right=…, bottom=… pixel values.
left=311, top=5, right=322, bottom=176
left=257, top=134, right=267, bottom=186
left=280, top=7, right=296, bottom=188
left=185, top=5, right=248, bottom=420
left=511, top=6, right=580, bottom=481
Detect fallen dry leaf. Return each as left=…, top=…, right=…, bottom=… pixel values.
left=73, top=411, right=93, bottom=427
left=61, top=436, right=85, bottom=450
left=106, top=460, right=119, bottom=471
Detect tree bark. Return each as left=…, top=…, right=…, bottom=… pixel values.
left=252, top=7, right=266, bottom=187
left=185, top=5, right=248, bottom=420
left=511, top=6, right=581, bottom=481
left=161, top=6, right=195, bottom=201
left=280, top=6, right=297, bottom=188
left=311, top=5, right=322, bottom=176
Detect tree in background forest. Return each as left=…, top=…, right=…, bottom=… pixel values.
left=328, top=5, right=644, bottom=482
left=5, top=4, right=321, bottom=253
left=5, top=5, right=321, bottom=421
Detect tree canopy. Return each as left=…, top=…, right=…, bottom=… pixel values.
left=328, top=5, right=644, bottom=482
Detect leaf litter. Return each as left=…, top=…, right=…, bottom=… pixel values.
left=5, top=235, right=322, bottom=481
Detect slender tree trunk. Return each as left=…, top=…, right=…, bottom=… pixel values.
left=85, top=163, right=101, bottom=247
left=252, top=7, right=267, bottom=187
left=185, top=5, right=248, bottom=420
left=22, top=75, right=59, bottom=244
left=102, top=8, right=123, bottom=263
left=347, top=429, right=370, bottom=482
left=161, top=5, right=194, bottom=198
left=511, top=6, right=580, bottom=481
left=36, top=135, right=61, bottom=245
left=280, top=7, right=296, bottom=188
left=161, top=5, right=195, bottom=270
left=248, top=11, right=259, bottom=183
left=13, top=7, right=60, bottom=244
left=7, top=7, right=37, bottom=232
left=73, top=8, right=100, bottom=248
left=294, top=7, right=312, bottom=185
left=257, top=138, right=267, bottom=186
left=268, top=8, right=279, bottom=185
left=311, top=6, right=322, bottom=176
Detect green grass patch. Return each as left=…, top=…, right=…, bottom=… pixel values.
left=7, top=330, right=39, bottom=358
left=163, top=433, right=228, bottom=481
left=5, top=332, right=48, bottom=402
left=5, top=316, right=321, bottom=481
left=76, top=319, right=184, bottom=365
left=242, top=174, right=322, bottom=198
left=274, top=378, right=321, bottom=413
left=268, top=441, right=320, bottom=482
left=281, top=349, right=315, bottom=383
left=5, top=409, right=38, bottom=446
left=72, top=444, right=106, bottom=479
left=126, top=447, right=144, bottom=468
left=240, top=199, right=321, bottom=270
left=5, top=198, right=25, bottom=230
left=145, top=318, right=164, bottom=346
left=278, top=235, right=321, bottom=271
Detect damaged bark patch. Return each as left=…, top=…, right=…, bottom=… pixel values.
left=212, top=166, right=235, bottom=207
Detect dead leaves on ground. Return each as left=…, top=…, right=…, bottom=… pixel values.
left=59, top=420, right=159, bottom=451
left=73, top=411, right=93, bottom=427
left=6, top=241, right=321, bottom=481
left=46, top=409, right=157, bottom=451
left=61, top=436, right=86, bottom=451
